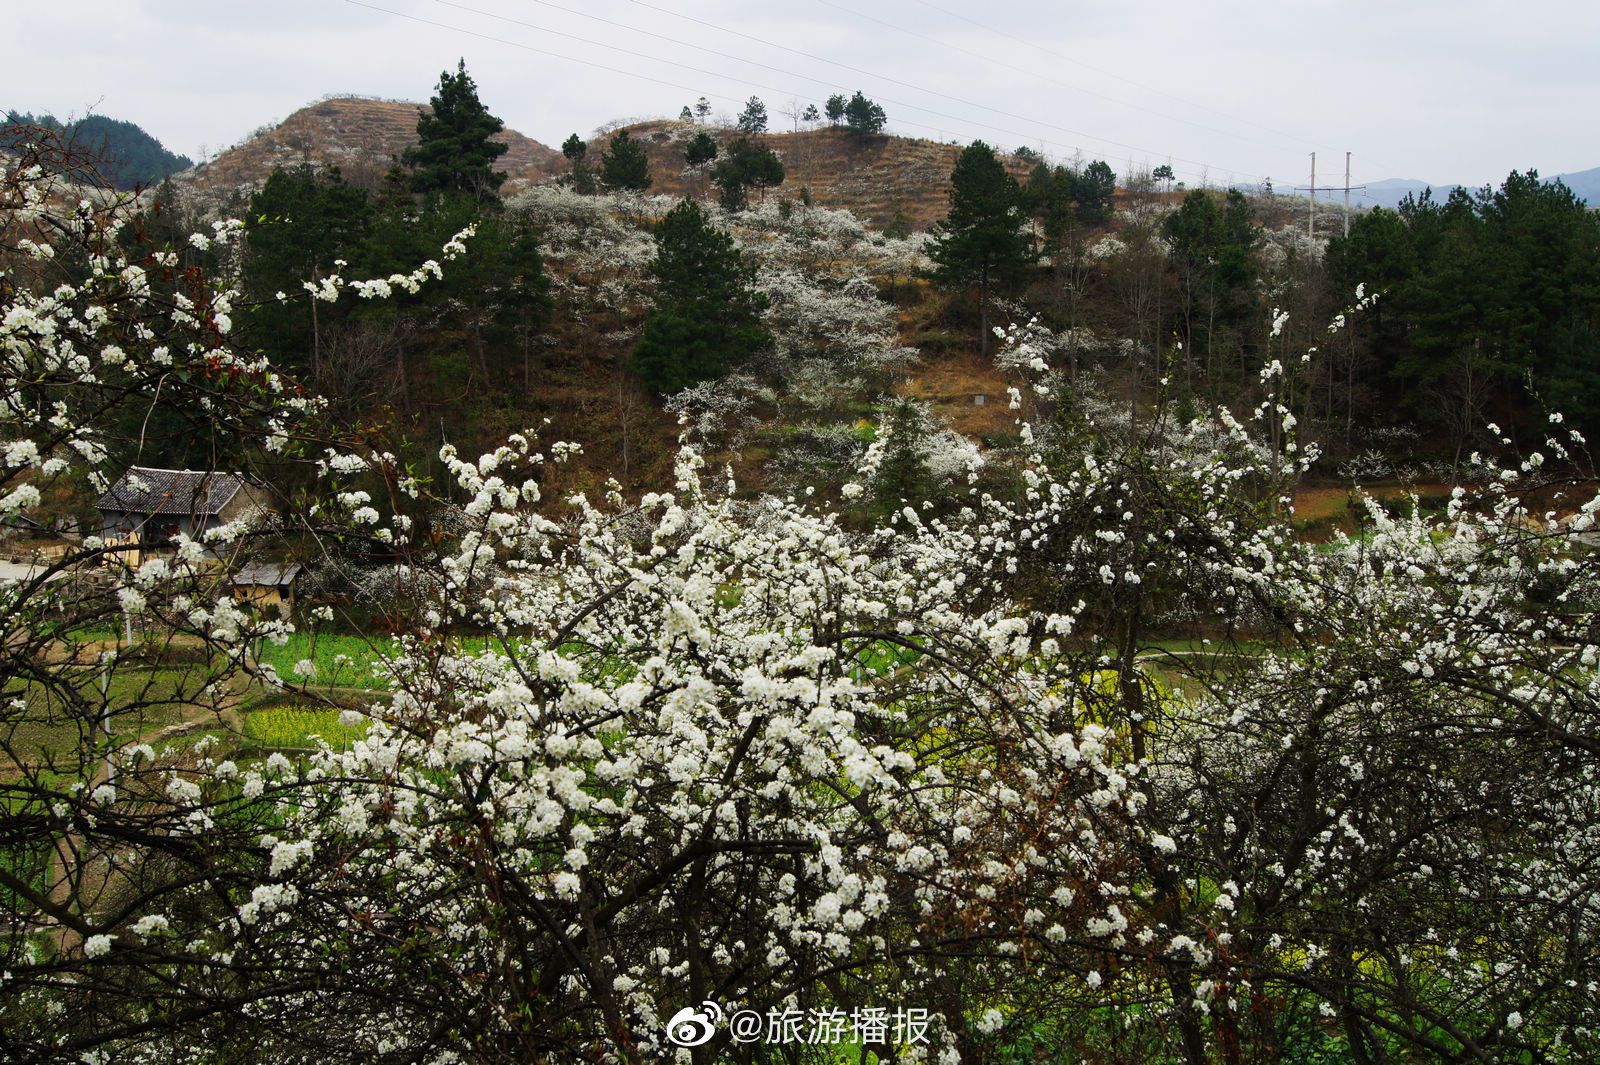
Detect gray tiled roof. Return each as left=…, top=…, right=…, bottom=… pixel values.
left=94, top=467, right=245, bottom=518
left=231, top=562, right=303, bottom=586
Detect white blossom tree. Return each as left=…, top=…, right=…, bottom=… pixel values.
left=4, top=128, right=1599, bottom=1065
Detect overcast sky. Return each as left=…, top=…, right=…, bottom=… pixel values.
left=7, top=0, right=1598, bottom=191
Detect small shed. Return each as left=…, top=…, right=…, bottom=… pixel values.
left=231, top=562, right=303, bottom=615
left=94, top=467, right=265, bottom=565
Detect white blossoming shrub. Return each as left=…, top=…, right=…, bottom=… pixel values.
left=6, top=132, right=1599, bottom=1065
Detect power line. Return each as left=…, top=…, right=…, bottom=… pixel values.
left=342, top=0, right=725, bottom=106
left=632, top=0, right=1275, bottom=182
left=442, top=0, right=1211, bottom=172
left=902, top=0, right=1320, bottom=154
left=348, top=0, right=1273, bottom=185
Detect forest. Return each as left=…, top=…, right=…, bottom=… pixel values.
left=1, top=65, right=1599, bottom=1065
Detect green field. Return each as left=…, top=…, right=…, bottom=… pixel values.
left=255, top=631, right=397, bottom=691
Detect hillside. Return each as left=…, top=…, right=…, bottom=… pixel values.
left=176, top=104, right=1038, bottom=229
left=2, top=111, right=192, bottom=190
left=575, top=120, right=1038, bottom=231
left=175, top=96, right=563, bottom=202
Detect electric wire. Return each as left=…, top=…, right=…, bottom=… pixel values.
left=439, top=0, right=1241, bottom=177
left=903, top=0, right=1320, bottom=152
left=345, top=0, right=1271, bottom=184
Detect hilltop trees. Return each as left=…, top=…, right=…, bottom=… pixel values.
left=736, top=95, right=769, bottom=135
left=237, top=64, right=551, bottom=409
left=630, top=198, right=770, bottom=392
left=927, top=140, right=1033, bottom=355
left=402, top=59, right=508, bottom=201
left=2, top=111, right=193, bottom=190
left=843, top=91, right=887, bottom=139
left=1074, top=159, right=1118, bottom=225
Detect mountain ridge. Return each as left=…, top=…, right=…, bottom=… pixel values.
left=1350, top=167, right=1599, bottom=210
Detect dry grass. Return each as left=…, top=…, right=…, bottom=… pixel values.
left=608, top=120, right=1037, bottom=231
left=177, top=96, right=564, bottom=199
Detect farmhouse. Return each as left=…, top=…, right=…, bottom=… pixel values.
left=230, top=560, right=303, bottom=615
left=94, top=466, right=267, bottom=565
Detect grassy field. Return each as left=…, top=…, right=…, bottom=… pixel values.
left=255, top=631, right=397, bottom=691
left=2, top=664, right=227, bottom=766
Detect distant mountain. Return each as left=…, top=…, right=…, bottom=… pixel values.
left=1550, top=166, right=1600, bottom=206
left=1349, top=178, right=1462, bottom=211
left=2, top=111, right=193, bottom=190
left=1350, top=169, right=1597, bottom=211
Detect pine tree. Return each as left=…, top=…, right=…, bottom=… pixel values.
left=242, top=165, right=373, bottom=378
left=561, top=134, right=596, bottom=195
left=684, top=132, right=718, bottom=169
left=402, top=60, right=509, bottom=201
left=736, top=96, right=769, bottom=135
left=630, top=199, right=770, bottom=392
left=711, top=136, right=785, bottom=211
left=926, top=141, right=1033, bottom=355
left=599, top=129, right=652, bottom=192
left=1075, top=160, right=1118, bottom=225
left=843, top=92, right=887, bottom=140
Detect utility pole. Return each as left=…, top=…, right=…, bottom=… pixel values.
left=1344, top=152, right=1352, bottom=238
left=1294, top=153, right=1365, bottom=242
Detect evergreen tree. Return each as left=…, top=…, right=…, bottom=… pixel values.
left=843, top=92, right=887, bottom=140
left=1022, top=161, right=1055, bottom=221
left=630, top=199, right=770, bottom=392
left=695, top=96, right=712, bottom=122
left=683, top=132, right=719, bottom=200
left=711, top=136, right=785, bottom=211
left=1152, top=163, right=1176, bottom=199
left=1328, top=170, right=1600, bottom=437
left=1162, top=188, right=1259, bottom=385
left=1075, top=160, right=1118, bottom=225
left=683, top=132, right=718, bottom=169
left=599, top=129, right=652, bottom=192
left=402, top=59, right=508, bottom=201
left=825, top=94, right=846, bottom=127
left=869, top=399, right=938, bottom=521
left=926, top=141, right=1033, bottom=355
left=364, top=189, right=553, bottom=398
left=242, top=165, right=373, bottom=378
left=737, top=96, right=769, bottom=135
left=561, top=133, right=595, bottom=194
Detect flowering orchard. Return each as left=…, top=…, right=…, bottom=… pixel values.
left=4, top=130, right=1600, bottom=1065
